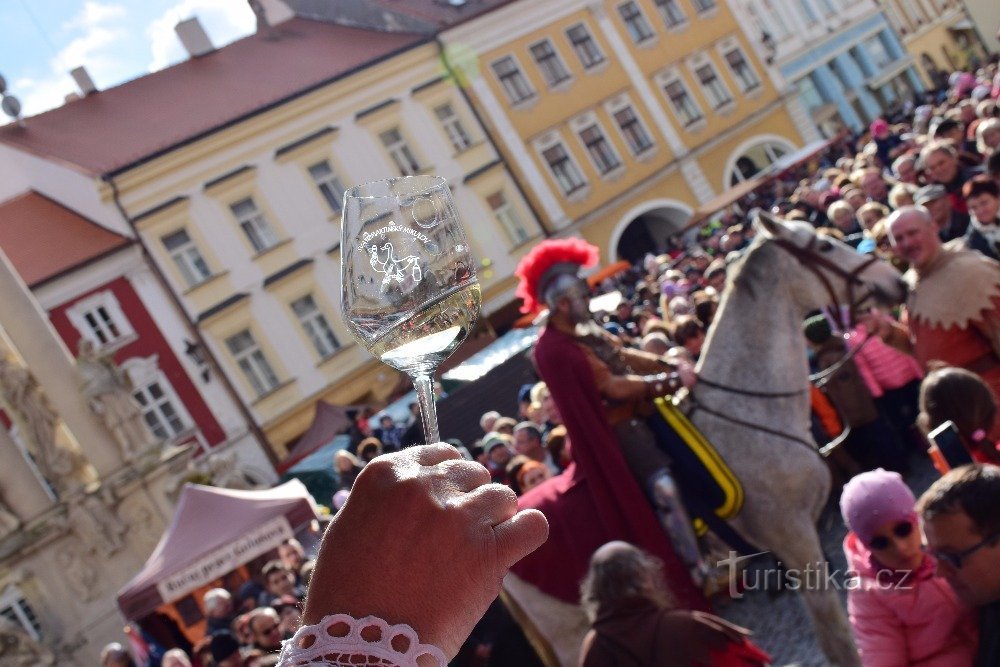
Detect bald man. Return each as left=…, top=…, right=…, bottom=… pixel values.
left=871, top=206, right=1000, bottom=435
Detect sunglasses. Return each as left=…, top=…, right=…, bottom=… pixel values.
left=255, top=623, right=280, bottom=635
left=868, top=521, right=914, bottom=550
left=930, top=530, right=1000, bottom=570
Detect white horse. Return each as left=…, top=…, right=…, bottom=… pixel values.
left=505, top=213, right=907, bottom=666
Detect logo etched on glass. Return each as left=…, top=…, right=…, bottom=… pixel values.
left=367, top=241, right=423, bottom=290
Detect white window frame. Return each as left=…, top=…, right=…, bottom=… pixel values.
left=226, top=330, right=280, bottom=397
left=434, top=103, right=474, bottom=153
left=230, top=197, right=280, bottom=254
left=659, top=72, right=704, bottom=127
left=66, top=290, right=136, bottom=349
left=691, top=59, right=732, bottom=110
left=486, top=191, right=531, bottom=246
left=490, top=55, right=536, bottom=105
left=607, top=99, right=656, bottom=156
left=162, top=228, right=212, bottom=288
left=565, top=23, right=605, bottom=70
left=576, top=122, right=622, bottom=176
left=307, top=160, right=345, bottom=214
left=122, top=355, right=193, bottom=442
left=529, top=38, right=572, bottom=88
left=290, top=294, right=341, bottom=359
left=719, top=44, right=761, bottom=93
left=538, top=138, right=588, bottom=196
left=0, top=586, right=42, bottom=641
left=653, top=0, right=687, bottom=29
left=617, top=1, right=656, bottom=44
left=379, top=127, right=422, bottom=176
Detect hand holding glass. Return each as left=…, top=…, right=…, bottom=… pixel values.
left=341, top=176, right=481, bottom=445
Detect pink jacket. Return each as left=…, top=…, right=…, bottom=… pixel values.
left=844, top=532, right=978, bottom=667
left=848, top=327, right=924, bottom=398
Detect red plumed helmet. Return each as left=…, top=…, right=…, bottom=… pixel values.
left=515, top=238, right=600, bottom=314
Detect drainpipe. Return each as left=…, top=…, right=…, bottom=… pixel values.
left=101, top=174, right=280, bottom=470
left=434, top=35, right=551, bottom=237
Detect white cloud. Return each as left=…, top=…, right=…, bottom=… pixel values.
left=15, top=1, right=129, bottom=117
left=146, top=0, right=255, bottom=73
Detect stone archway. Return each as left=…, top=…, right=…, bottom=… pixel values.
left=609, top=200, right=693, bottom=264
left=722, top=135, right=797, bottom=189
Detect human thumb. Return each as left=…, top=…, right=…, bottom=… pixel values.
left=493, top=509, right=548, bottom=570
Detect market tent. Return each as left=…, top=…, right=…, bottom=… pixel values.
left=280, top=401, right=355, bottom=471
left=117, top=480, right=318, bottom=621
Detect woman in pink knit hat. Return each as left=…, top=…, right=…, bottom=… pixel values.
left=840, top=469, right=978, bottom=666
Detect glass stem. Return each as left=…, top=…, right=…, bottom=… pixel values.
left=412, top=373, right=440, bottom=445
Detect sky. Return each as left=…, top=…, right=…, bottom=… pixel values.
left=0, top=0, right=258, bottom=120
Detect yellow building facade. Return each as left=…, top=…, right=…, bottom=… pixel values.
left=103, top=24, right=544, bottom=456
left=446, top=0, right=814, bottom=261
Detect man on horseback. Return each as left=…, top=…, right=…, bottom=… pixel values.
left=509, top=238, right=708, bottom=618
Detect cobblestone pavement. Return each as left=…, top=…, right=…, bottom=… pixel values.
left=717, top=453, right=938, bottom=666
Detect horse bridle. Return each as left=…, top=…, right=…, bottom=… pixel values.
left=690, top=235, right=883, bottom=456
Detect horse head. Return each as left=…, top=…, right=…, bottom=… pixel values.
left=750, top=211, right=906, bottom=325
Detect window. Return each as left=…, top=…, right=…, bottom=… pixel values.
left=67, top=291, right=134, bottom=348
left=865, top=35, right=893, bottom=70
left=618, top=2, right=655, bottom=43
left=664, top=79, right=702, bottom=126
left=434, top=103, right=473, bottom=152
left=291, top=294, right=340, bottom=359
left=654, top=0, right=686, bottom=28
left=530, top=40, right=571, bottom=87
left=796, top=75, right=825, bottom=110
left=579, top=124, right=621, bottom=174
left=492, top=56, right=534, bottom=104
left=613, top=106, right=654, bottom=154
left=692, top=0, right=716, bottom=11
left=307, top=160, right=345, bottom=214
left=162, top=229, right=211, bottom=287
left=134, top=379, right=186, bottom=440
left=379, top=128, right=421, bottom=176
left=230, top=198, right=279, bottom=254
left=542, top=143, right=587, bottom=195
left=566, top=24, right=605, bottom=69
left=226, top=330, right=279, bottom=396
left=487, top=191, right=530, bottom=245
left=724, top=48, right=760, bottom=92
left=0, top=588, right=41, bottom=641
left=695, top=63, right=732, bottom=108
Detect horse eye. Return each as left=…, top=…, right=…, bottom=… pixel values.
left=817, top=239, right=834, bottom=252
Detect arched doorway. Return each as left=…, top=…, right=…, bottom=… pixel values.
left=722, top=136, right=797, bottom=188
left=610, top=200, right=693, bottom=264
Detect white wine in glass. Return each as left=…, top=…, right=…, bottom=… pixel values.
left=341, top=175, right=481, bottom=445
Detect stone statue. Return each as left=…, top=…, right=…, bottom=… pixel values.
left=0, top=616, right=55, bottom=665
left=55, top=547, right=99, bottom=603
left=0, top=357, right=83, bottom=491
left=70, top=488, right=128, bottom=557
left=76, top=340, right=156, bottom=460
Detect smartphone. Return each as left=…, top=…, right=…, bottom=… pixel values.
left=928, top=421, right=974, bottom=469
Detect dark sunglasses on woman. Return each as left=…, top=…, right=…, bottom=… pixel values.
left=868, top=520, right=914, bottom=551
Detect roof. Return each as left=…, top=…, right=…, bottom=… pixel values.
left=366, top=0, right=513, bottom=27
left=0, top=19, right=427, bottom=176
left=117, top=480, right=318, bottom=620
left=0, top=191, right=131, bottom=287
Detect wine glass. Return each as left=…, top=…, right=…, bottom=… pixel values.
left=341, top=175, right=481, bottom=445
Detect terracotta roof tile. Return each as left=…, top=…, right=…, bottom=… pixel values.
left=0, top=19, right=426, bottom=175
left=0, top=191, right=131, bottom=287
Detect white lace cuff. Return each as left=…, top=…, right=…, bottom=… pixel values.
left=277, top=614, right=447, bottom=667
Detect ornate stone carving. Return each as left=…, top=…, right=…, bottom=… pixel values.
left=55, top=546, right=100, bottom=603
left=76, top=340, right=156, bottom=460
left=0, top=617, right=55, bottom=665
left=70, top=488, right=129, bottom=558
left=0, top=356, right=87, bottom=492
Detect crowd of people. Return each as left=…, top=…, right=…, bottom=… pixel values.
left=101, top=61, right=1000, bottom=667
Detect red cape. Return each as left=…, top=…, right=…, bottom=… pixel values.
left=511, top=325, right=707, bottom=611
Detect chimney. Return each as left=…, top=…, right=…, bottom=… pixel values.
left=70, top=66, right=98, bottom=96
left=175, top=17, right=214, bottom=58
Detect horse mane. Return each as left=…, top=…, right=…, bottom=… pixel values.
left=728, top=236, right=782, bottom=301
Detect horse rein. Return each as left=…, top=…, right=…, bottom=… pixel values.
left=689, top=235, right=882, bottom=456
